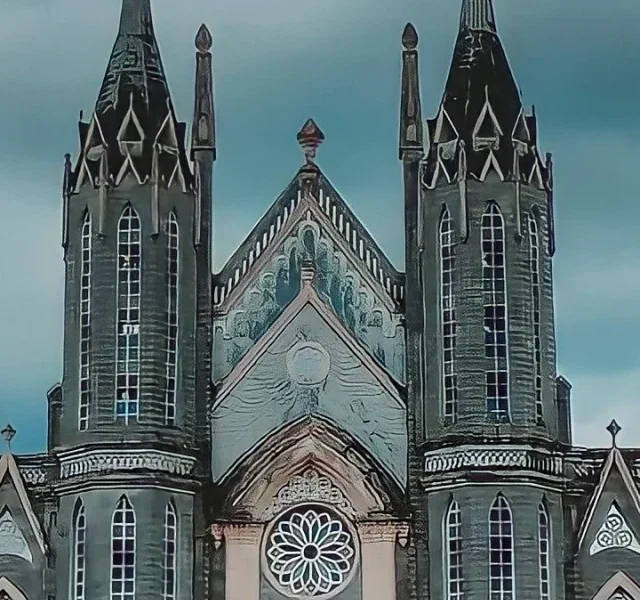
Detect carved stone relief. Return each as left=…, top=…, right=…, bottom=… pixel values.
left=211, top=304, right=407, bottom=485
left=0, top=509, right=32, bottom=563
left=589, top=503, right=640, bottom=556
left=213, top=216, right=405, bottom=382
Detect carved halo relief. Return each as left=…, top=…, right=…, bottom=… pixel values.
left=213, top=218, right=405, bottom=382
left=0, top=509, right=32, bottom=563
left=286, top=342, right=331, bottom=387
left=589, top=503, right=640, bottom=556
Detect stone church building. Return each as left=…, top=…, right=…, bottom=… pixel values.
left=1, top=0, right=639, bottom=598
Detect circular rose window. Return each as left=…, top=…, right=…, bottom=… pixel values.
left=263, top=506, right=358, bottom=598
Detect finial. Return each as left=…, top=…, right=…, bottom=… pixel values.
left=402, top=23, right=418, bottom=50
left=606, top=419, right=621, bottom=447
left=297, top=119, right=325, bottom=164
left=195, top=24, right=213, bottom=54
left=1, top=424, right=16, bottom=450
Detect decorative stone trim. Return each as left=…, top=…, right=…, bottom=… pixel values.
left=262, top=468, right=355, bottom=520
left=589, top=504, right=640, bottom=556
left=215, top=523, right=264, bottom=545
left=424, top=445, right=563, bottom=476
left=20, top=467, right=47, bottom=485
left=58, top=449, right=197, bottom=479
left=357, top=521, right=409, bottom=546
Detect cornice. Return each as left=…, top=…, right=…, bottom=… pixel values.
left=357, top=520, right=410, bottom=546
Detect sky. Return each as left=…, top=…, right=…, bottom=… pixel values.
left=0, top=0, right=638, bottom=454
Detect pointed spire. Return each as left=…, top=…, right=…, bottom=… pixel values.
left=399, top=23, right=423, bottom=161
left=460, top=0, right=497, bottom=33
left=191, top=23, right=216, bottom=158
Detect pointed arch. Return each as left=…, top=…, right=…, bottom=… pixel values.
left=79, top=211, right=92, bottom=431
left=439, top=206, right=458, bottom=425
left=0, top=578, right=28, bottom=600
left=111, top=495, right=136, bottom=600
left=165, top=211, right=179, bottom=425
left=592, top=572, right=640, bottom=600
left=115, top=205, right=141, bottom=423
left=72, top=499, right=86, bottom=600
left=162, top=500, right=177, bottom=600
left=488, top=493, right=514, bottom=600
left=537, top=500, right=550, bottom=600
left=527, top=211, right=543, bottom=424
left=444, top=498, right=463, bottom=599
left=481, top=202, right=509, bottom=422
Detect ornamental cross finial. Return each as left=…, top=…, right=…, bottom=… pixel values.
left=297, top=119, right=325, bottom=164
left=606, top=419, right=621, bottom=447
left=1, top=424, right=16, bottom=450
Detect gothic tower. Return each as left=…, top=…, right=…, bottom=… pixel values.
left=403, top=0, right=571, bottom=598
left=46, top=1, right=214, bottom=598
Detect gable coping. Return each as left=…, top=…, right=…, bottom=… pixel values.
left=578, top=446, right=640, bottom=549
left=213, top=280, right=403, bottom=407
left=592, top=571, right=640, bottom=600
left=0, top=453, right=47, bottom=555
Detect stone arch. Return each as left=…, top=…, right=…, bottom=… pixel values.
left=0, top=578, right=28, bottom=600
left=592, top=572, right=640, bottom=600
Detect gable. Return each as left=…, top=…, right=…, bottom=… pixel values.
left=211, top=294, right=407, bottom=487
left=213, top=183, right=405, bottom=384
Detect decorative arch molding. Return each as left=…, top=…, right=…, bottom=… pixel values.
left=220, top=415, right=404, bottom=520
left=592, top=571, right=640, bottom=600
left=0, top=577, right=29, bottom=600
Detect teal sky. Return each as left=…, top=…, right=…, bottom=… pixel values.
left=0, top=0, right=638, bottom=454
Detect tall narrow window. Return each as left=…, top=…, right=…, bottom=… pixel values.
left=489, top=494, right=514, bottom=600
left=163, top=502, right=177, bottom=600
left=165, top=213, right=179, bottom=425
left=538, top=503, right=550, bottom=600
left=72, top=501, right=86, bottom=600
left=528, top=213, right=543, bottom=424
left=111, top=496, right=136, bottom=600
left=440, top=208, right=458, bottom=424
left=115, top=206, right=141, bottom=422
left=445, top=500, right=464, bottom=599
left=79, top=213, right=92, bottom=430
left=482, top=203, right=509, bottom=421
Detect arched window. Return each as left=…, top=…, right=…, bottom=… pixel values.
left=162, top=502, right=177, bottom=600
left=440, top=207, right=458, bottom=424
left=538, top=502, right=550, bottom=600
left=445, top=499, right=463, bottom=599
left=72, top=501, right=86, bottom=600
left=165, top=213, right=179, bottom=426
left=489, top=494, right=514, bottom=600
left=481, top=203, right=509, bottom=421
left=111, top=496, right=136, bottom=600
left=79, top=212, right=92, bottom=431
left=528, top=213, right=543, bottom=424
left=115, top=206, right=141, bottom=423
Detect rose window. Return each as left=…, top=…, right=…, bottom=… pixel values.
left=264, top=506, right=357, bottom=598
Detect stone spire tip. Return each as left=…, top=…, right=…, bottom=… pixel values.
left=297, top=119, right=325, bottom=164
left=195, top=24, right=213, bottom=53
left=606, top=419, right=621, bottom=447
left=460, top=0, right=497, bottom=33
left=402, top=23, right=418, bottom=50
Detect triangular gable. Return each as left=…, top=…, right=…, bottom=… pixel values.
left=592, top=571, right=640, bottom=600
left=213, top=164, right=404, bottom=310
left=0, top=453, right=47, bottom=555
left=0, top=577, right=28, bottom=600
left=578, top=447, right=640, bottom=550
left=216, top=280, right=403, bottom=404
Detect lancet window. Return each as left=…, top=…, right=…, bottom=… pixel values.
left=72, top=501, right=86, bottom=600
left=111, top=496, right=136, bottom=600
left=165, top=213, right=179, bottom=425
left=79, top=212, right=92, bottom=430
left=162, top=502, right=177, bottom=600
left=482, top=203, right=509, bottom=421
left=115, top=206, right=141, bottom=422
left=440, top=207, right=458, bottom=424
left=528, top=213, right=544, bottom=424
left=489, top=494, right=514, bottom=600
left=538, top=502, right=550, bottom=600
left=445, top=499, right=464, bottom=599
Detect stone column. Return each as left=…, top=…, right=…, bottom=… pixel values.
left=358, top=521, right=405, bottom=600
left=221, top=523, right=264, bottom=600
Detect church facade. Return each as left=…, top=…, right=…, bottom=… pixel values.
left=1, top=0, right=640, bottom=599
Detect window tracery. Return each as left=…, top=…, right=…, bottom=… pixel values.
left=79, top=212, right=92, bottom=430
left=115, top=206, right=141, bottom=422
left=528, top=213, right=544, bottom=424
left=445, top=500, right=463, bottom=599
left=440, top=207, right=458, bottom=424
left=73, top=501, right=86, bottom=600
left=482, top=203, right=509, bottom=421
left=538, top=502, right=550, bottom=600
left=162, top=502, right=177, bottom=600
left=489, top=494, right=514, bottom=600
